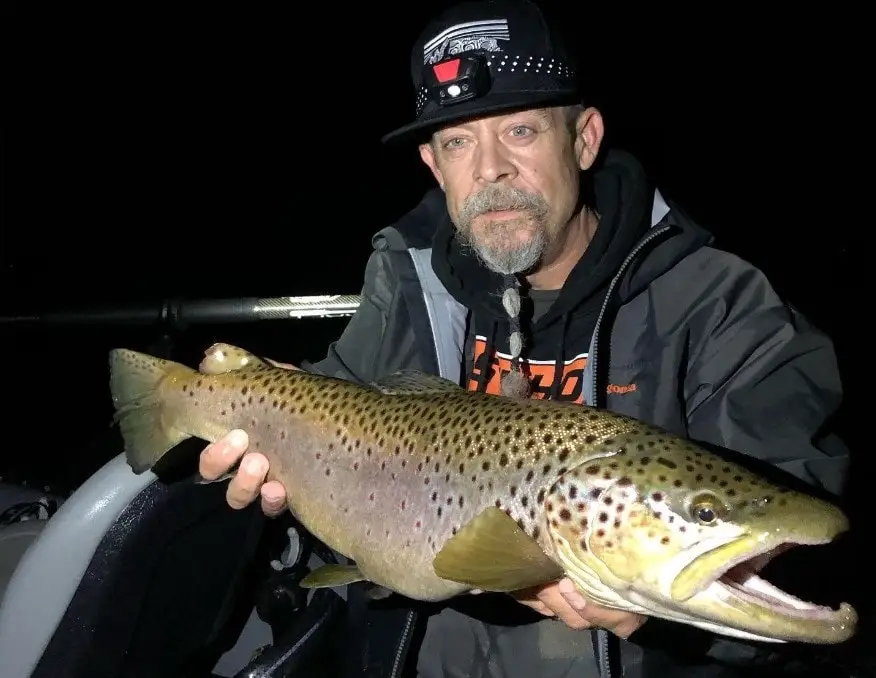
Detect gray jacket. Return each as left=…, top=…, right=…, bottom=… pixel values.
left=303, top=176, right=849, bottom=678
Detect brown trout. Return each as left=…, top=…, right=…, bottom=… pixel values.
left=108, top=342, right=857, bottom=644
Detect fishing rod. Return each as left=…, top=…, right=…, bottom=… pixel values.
left=0, top=295, right=362, bottom=329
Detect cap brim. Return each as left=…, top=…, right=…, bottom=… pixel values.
left=380, top=89, right=582, bottom=146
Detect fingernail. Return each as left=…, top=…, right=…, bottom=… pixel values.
left=558, top=580, right=587, bottom=610
left=228, top=429, right=248, bottom=448
left=564, top=592, right=587, bottom=610
left=244, top=455, right=264, bottom=474
left=263, top=490, right=283, bottom=503
left=262, top=491, right=283, bottom=506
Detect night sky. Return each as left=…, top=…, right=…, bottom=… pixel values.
left=3, top=2, right=863, bottom=487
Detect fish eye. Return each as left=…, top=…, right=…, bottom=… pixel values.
left=695, top=505, right=716, bottom=524
left=688, top=493, right=725, bottom=526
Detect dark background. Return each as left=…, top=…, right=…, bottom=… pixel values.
left=1, top=2, right=871, bottom=671
left=1, top=6, right=864, bottom=514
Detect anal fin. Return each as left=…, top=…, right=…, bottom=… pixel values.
left=299, top=564, right=367, bottom=589
left=432, top=506, right=564, bottom=592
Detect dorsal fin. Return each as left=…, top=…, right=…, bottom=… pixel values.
left=199, top=343, right=267, bottom=375
left=371, top=370, right=462, bottom=395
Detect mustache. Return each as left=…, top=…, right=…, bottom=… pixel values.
left=458, top=185, right=549, bottom=223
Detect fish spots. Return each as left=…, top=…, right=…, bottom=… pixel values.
left=185, top=363, right=805, bottom=591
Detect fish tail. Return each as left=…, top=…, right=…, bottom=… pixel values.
left=109, top=348, right=195, bottom=474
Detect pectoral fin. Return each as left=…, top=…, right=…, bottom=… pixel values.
left=299, top=564, right=367, bottom=589
left=432, top=506, right=564, bottom=592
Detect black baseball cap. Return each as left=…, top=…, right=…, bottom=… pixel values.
left=381, top=0, right=581, bottom=145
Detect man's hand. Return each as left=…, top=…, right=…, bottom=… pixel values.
left=198, top=359, right=298, bottom=517
left=512, top=578, right=646, bottom=638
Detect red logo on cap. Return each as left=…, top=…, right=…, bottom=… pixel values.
left=432, top=59, right=461, bottom=83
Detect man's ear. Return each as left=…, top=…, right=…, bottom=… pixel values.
left=573, top=107, right=605, bottom=171
left=419, top=141, right=445, bottom=190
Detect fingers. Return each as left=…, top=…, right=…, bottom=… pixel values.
left=226, top=452, right=270, bottom=509
left=516, top=597, right=556, bottom=617
left=512, top=580, right=648, bottom=638
left=536, top=582, right=594, bottom=630
left=198, top=429, right=289, bottom=516
left=509, top=586, right=557, bottom=618
left=557, top=577, right=589, bottom=611
left=260, top=481, right=288, bottom=517
left=199, top=429, right=249, bottom=480
left=556, top=579, right=647, bottom=638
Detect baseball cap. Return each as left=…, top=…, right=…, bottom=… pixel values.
left=381, top=0, right=581, bottom=145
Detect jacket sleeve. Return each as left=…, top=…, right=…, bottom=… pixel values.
left=683, top=253, right=849, bottom=496
left=300, top=249, right=428, bottom=385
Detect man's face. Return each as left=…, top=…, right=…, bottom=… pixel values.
left=419, top=106, right=600, bottom=275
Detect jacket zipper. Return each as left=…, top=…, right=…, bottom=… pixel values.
left=389, top=610, right=416, bottom=678
left=587, top=224, right=670, bottom=678
left=589, top=225, right=671, bottom=409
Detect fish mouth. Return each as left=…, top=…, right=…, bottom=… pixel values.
left=713, top=541, right=843, bottom=620
left=674, top=537, right=857, bottom=642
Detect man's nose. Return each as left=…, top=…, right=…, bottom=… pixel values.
left=473, top=138, right=517, bottom=184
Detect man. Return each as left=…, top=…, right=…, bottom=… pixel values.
left=200, top=1, right=850, bottom=676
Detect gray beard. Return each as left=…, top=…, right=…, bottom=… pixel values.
left=459, top=218, right=547, bottom=275
left=456, top=184, right=552, bottom=276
